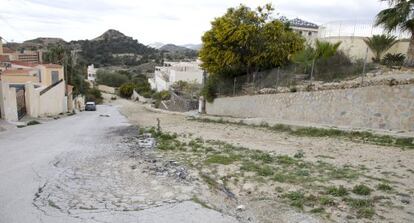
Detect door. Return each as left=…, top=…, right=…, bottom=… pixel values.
left=16, top=89, right=26, bottom=120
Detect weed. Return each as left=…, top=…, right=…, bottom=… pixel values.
left=327, top=185, right=348, bottom=197
left=200, top=174, right=219, bottom=189
left=192, top=196, right=212, bottom=209
left=240, top=161, right=274, bottom=176
left=205, top=154, right=240, bottom=165
left=284, top=191, right=305, bottom=209
left=319, top=196, right=336, bottom=206
left=276, top=155, right=297, bottom=165
left=356, top=208, right=375, bottom=219
left=347, top=198, right=373, bottom=209
left=352, top=184, right=372, bottom=196
left=310, top=207, right=325, bottom=213
left=294, top=150, right=305, bottom=159
left=376, top=183, right=392, bottom=192
left=48, top=200, right=61, bottom=210
left=251, top=152, right=273, bottom=163
left=256, top=165, right=274, bottom=176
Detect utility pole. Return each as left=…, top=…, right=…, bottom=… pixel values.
left=200, top=71, right=207, bottom=114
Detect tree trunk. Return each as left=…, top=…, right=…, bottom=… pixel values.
left=406, top=33, right=414, bottom=67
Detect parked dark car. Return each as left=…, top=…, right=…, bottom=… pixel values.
left=85, top=102, right=96, bottom=111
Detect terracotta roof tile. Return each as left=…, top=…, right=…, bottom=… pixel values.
left=1, top=69, right=33, bottom=75
left=0, top=55, right=10, bottom=62
left=11, top=61, right=38, bottom=67
left=40, top=63, right=62, bottom=68
left=2, top=47, right=16, bottom=54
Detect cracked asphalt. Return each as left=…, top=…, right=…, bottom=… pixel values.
left=0, top=105, right=238, bottom=223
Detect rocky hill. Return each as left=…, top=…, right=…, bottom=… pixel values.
left=71, top=29, right=160, bottom=67
left=92, top=29, right=131, bottom=41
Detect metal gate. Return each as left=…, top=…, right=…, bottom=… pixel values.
left=16, top=89, right=26, bottom=120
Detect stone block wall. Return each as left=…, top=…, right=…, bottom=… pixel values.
left=206, top=84, right=414, bottom=132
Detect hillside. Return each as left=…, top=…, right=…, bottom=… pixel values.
left=71, top=30, right=160, bottom=67
left=160, top=44, right=198, bottom=60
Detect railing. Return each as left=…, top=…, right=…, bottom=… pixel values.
left=40, top=79, right=63, bottom=95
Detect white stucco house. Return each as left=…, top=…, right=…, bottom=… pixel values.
left=87, top=64, right=97, bottom=82
left=149, top=61, right=203, bottom=92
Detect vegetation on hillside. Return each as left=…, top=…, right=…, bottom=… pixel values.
left=43, top=44, right=89, bottom=96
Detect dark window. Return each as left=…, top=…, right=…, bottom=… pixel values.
left=308, top=32, right=312, bottom=36
left=51, top=71, right=59, bottom=84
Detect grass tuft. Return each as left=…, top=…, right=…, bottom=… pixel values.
left=352, top=184, right=372, bottom=196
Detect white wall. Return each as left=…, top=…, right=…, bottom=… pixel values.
left=25, top=81, right=66, bottom=117
left=321, top=36, right=409, bottom=62
left=0, top=82, right=18, bottom=122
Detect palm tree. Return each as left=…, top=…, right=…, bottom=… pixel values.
left=364, top=35, right=398, bottom=62
left=310, top=40, right=341, bottom=81
left=376, top=0, right=414, bottom=66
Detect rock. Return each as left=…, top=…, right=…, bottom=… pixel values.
left=236, top=205, right=246, bottom=212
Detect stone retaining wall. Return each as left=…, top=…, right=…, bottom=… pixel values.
left=206, top=84, right=414, bottom=132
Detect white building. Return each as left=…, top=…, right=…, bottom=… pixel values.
left=149, top=61, right=203, bottom=92
left=87, top=64, right=97, bottom=82
left=280, top=17, right=319, bottom=42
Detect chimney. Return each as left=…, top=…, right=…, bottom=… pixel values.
left=0, top=37, right=3, bottom=55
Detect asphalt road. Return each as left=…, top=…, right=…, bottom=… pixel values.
left=0, top=105, right=238, bottom=223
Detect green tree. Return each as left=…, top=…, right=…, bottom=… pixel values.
left=199, top=4, right=304, bottom=79
left=119, top=82, right=136, bottom=98
left=376, top=0, right=413, bottom=65
left=363, top=35, right=398, bottom=62
left=44, top=45, right=88, bottom=96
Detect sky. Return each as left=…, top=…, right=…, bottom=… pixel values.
left=0, top=0, right=389, bottom=45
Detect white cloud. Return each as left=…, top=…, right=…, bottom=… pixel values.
left=0, top=0, right=387, bottom=44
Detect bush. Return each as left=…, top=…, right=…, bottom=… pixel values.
left=96, top=70, right=129, bottom=87
left=382, top=53, right=405, bottom=68
left=152, top=90, right=171, bottom=101
left=119, top=82, right=136, bottom=98
left=86, top=88, right=103, bottom=104
left=201, top=76, right=218, bottom=103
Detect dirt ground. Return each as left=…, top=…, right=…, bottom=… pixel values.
left=109, top=96, right=414, bottom=223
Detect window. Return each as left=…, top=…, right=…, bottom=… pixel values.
left=38, top=70, right=42, bottom=82
left=51, top=71, right=59, bottom=84
left=308, top=31, right=312, bottom=36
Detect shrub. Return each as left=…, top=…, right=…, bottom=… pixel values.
left=86, top=88, right=103, bottom=104
left=382, top=53, right=405, bottom=67
left=96, top=70, right=129, bottom=87
left=119, top=82, right=136, bottom=98
left=152, top=90, right=171, bottom=101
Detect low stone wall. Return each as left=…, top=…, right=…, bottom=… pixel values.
left=207, top=84, right=414, bottom=132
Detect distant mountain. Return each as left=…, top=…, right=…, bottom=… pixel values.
left=148, top=42, right=165, bottom=49
left=71, top=29, right=160, bottom=67
left=160, top=44, right=195, bottom=53
left=181, top=44, right=202, bottom=51
left=159, top=44, right=198, bottom=60
left=24, top=37, right=66, bottom=45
